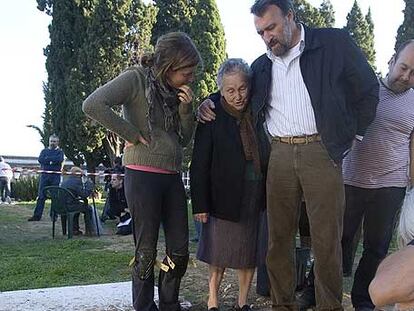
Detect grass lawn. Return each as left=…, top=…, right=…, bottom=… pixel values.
left=0, top=201, right=133, bottom=291
left=0, top=200, right=398, bottom=310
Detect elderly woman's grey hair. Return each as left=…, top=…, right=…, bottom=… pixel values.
left=398, top=192, right=414, bottom=247
left=216, top=58, right=252, bottom=90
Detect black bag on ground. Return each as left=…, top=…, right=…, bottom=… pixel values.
left=116, top=212, right=132, bottom=235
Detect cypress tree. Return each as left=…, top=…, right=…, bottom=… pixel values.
left=65, top=0, right=131, bottom=169
left=319, top=0, right=335, bottom=27
left=365, top=7, right=376, bottom=70
left=151, top=0, right=194, bottom=44
left=293, top=0, right=325, bottom=28
left=190, top=0, right=226, bottom=100
left=127, top=0, right=158, bottom=65
left=344, top=0, right=375, bottom=68
left=37, top=0, right=93, bottom=165
left=395, top=0, right=414, bottom=50
left=152, top=0, right=227, bottom=100
left=152, top=0, right=226, bottom=168
left=38, top=0, right=157, bottom=168
left=185, top=0, right=227, bottom=169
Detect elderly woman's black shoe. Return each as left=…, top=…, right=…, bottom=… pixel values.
left=208, top=308, right=219, bottom=311
left=235, top=305, right=252, bottom=311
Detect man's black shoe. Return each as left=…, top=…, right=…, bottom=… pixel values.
left=28, top=216, right=41, bottom=221
left=296, top=286, right=316, bottom=310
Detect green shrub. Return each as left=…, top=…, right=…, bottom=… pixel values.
left=11, top=176, right=39, bottom=201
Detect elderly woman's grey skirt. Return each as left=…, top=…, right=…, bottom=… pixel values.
left=196, top=180, right=264, bottom=269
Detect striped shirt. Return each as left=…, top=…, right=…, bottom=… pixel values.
left=343, top=80, right=414, bottom=188
left=265, top=24, right=318, bottom=137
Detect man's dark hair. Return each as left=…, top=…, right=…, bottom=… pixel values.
left=395, top=39, right=414, bottom=61
left=49, top=133, right=59, bottom=140
left=250, top=0, right=294, bottom=17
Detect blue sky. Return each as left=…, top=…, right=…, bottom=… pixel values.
left=0, top=0, right=405, bottom=157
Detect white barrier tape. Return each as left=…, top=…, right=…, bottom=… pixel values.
left=12, top=168, right=125, bottom=177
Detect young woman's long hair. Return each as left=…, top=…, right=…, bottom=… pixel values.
left=141, top=32, right=202, bottom=87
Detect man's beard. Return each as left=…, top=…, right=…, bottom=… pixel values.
left=268, top=40, right=289, bottom=56
left=268, top=24, right=292, bottom=57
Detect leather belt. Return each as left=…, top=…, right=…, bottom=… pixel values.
left=273, top=134, right=321, bottom=145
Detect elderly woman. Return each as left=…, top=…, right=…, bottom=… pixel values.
left=83, top=32, right=201, bottom=311
left=369, top=191, right=414, bottom=310
left=190, top=58, right=266, bottom=311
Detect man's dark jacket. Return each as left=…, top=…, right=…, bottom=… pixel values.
left=61, top=176, right=94, bottom=207
left=190, top=98, right=265, bottom=222
left=251, top=26, right=379, bottom=163
left=38, top=148, right=64, bottom=172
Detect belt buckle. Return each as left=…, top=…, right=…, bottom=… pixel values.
left=305, top=136, right=309, bottom=144
left=289, top=137, right=294, bottom=144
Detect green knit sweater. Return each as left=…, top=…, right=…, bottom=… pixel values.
left=82, top=67, right=195, bottom=172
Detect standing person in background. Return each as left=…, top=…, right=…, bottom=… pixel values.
left=83, top=32, right=201, bottom=311
left=342, top=40, right=414, bottom=311
left=0, top=156, right=13, bottom=204
left=28, top=134, right=64, bottom=221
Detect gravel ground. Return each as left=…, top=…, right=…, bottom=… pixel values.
left=0, top=281, right=269, bottom=311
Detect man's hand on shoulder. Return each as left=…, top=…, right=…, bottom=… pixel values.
left=196, top=99, right=216, bottom=123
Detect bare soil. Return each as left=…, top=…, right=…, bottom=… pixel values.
left=2, top=203, right=355, bottom=310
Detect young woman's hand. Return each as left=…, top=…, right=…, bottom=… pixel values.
left=177, top=85, right=194, bottom=105
left=124, top=134, right=150, bottom=151
left=193, top=213, right=209, bottom=223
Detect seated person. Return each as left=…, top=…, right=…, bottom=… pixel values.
left=368, top=194, right=414, bottom=310
left=102, top=174, right=128, bottom=222
left=103, top=156, right=125, bottom=192
left=61, top=166, right=94, bottom=235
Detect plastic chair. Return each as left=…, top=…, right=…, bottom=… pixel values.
left=43, top=186, right=95, bottom=239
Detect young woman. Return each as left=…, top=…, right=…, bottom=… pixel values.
left=83, top=32, right=201, bottom=311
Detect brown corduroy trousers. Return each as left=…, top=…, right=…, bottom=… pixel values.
left=266, top=140, right=345, bottom=311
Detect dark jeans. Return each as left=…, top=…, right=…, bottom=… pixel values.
left=266, top=140, right=344, bottom=311
left=342, top=185, right=405, bottom=309
left=33, top=173, right=61, bottom=219
left=72, top=203, right=93, bottom=233
left=0, top=177, right=11, bottom=202
left=124, top=169, right=188, bottom=311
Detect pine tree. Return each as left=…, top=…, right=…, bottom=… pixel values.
left=395, top=0, right=414, bottom=50
left=319, top=0, right=335, bottom=27
left=344, top=0, right=376, bottom=68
